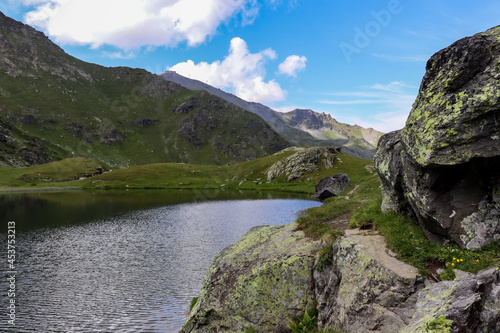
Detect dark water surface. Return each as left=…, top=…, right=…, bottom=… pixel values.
left=0, top=190, right=321, bottom=332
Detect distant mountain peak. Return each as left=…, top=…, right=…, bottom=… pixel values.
left=160, top=72, right=384, bottom=159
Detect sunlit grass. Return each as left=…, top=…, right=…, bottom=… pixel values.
left=350, top=198, right=500, bottom=278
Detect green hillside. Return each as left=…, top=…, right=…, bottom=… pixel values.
left=0, top=12, right=289, bottom=168
left=0, top=147, right=374, bottom=193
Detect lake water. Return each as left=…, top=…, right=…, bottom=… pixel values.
left=0, top=190, right=321, bottom=332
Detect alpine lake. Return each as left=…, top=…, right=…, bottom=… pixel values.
left=0, top=189, right=321, bottom=332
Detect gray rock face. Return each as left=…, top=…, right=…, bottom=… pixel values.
left=180, top=224, right=321, bottom=333
left=402, top=267, right=500, bottom=333
left=403, top=27, right=500, bottom=167
left=266, top=147, right=337, bottom=181
left=374, top=26, right=500, bottom=249
left=180, top=222, right=499, bottom=332
left=314, top=234, right=423, bottom=333
left=181, top=225, right=428, bottom=333
left=312, top=173, right=350, bottom=200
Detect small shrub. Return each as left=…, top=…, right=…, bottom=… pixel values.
left=316, top=245, right=334, bottom=272
left=189, top=297, right=199, bottom=311
left=288, top=307, right=318, bottom=333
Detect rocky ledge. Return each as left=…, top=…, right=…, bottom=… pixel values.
left=181, top=225, right=499, bottom=332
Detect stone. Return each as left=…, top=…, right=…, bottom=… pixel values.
left=266, top=147, right=337, bottom=181
left=402, top=267, right=500, bottom=333
left=374, top=26, right=500, bottom=249
left=314, top=234, right=423, bottom=333
left=312, top=173, right=350, bottom=200
left=180, top=224, right=322, bottom=333
left=403, top=28, right=500, bottom=167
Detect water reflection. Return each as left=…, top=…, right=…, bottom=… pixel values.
left=0, top=190, right=321, bottom=332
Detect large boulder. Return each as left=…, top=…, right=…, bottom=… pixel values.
left=375, top=26, right=500, bottom=249
left=312, top=173, right=350, bottom=200
left=266, top=147, right=337, bottom=181
left=180, top=224, right=322, bottom=333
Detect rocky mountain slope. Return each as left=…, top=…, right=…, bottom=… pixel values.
left=280, top=108, right=383, bottom=152
left=375, top=25, right=500, bottom=250
left=0, top=12, right=289, bottom=168
left=160, top=71, right=383, bottom=159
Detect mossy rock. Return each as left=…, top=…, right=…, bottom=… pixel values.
left=180, top=223, right=321, bottom=332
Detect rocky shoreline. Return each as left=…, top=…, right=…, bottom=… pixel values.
left=180, top=25, right=500, bottom=333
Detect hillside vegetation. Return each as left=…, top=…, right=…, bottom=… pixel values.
left=0, top=12, right=288, bottom=168
left=0, top=147, right=373, bottom=192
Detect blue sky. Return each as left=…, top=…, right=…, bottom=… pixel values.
left=2, top=0, right=500, bottom=132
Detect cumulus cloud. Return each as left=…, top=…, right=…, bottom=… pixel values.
left=169, top=37, right=286, bottom=104
left=278, top=55, right=307, bottom=77
left=23, top=0, right=260, bottom=49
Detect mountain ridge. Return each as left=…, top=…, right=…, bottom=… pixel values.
left=160, top=71, right=383, bottom=159
left=0, top=12, right=289, bottom=168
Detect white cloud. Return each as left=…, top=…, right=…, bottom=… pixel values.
left=370, top=81, right=414, bottom=93
left=23, top=0, right=260, bottom=49
left=278, top=55, right=307, bottom=77
left=168, top=37, right=286, bottom=104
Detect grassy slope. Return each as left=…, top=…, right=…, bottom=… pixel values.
left=0, top=149, right=374, bottom=192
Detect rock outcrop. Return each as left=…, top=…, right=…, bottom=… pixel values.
left=312, top=173, right=350, bottom=200
left=181, top=223, right=498, bottom=332
left=375, top=26, right=500, bottom=249
left=181, top=224, right=322, bottom=333
left=402, top=267, right=500, bottom=333
left=181, top=226, right=427, bottom=333
left=266, top=147, right=337, bottom=181
left=314, top=232, right=423, bottom=332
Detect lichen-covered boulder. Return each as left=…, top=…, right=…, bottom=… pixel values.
left=180, top=224, right=321, bottom=333
left=312, top=173, right=350, bottom=200
left=314, top=233, right=423, bottom=333
left=266, top=147, right=336, bottom=181
left=403, top=26, right=500, bottom=167
left=402, top=267, right=500, bottom=333
left=375, top=26, right=500, bottom=249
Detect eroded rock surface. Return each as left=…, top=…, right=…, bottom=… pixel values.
left=402, top=267, right=500, bottom=333
left=375, top=26, right=500, bottom=249
left=266, top=147, right=337, bottom=181
left=314, top=234, right=423, bottom=333
left=180, top=224, right=321, bottom=333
